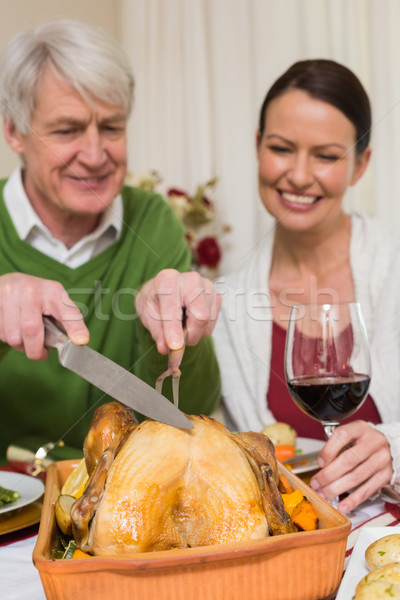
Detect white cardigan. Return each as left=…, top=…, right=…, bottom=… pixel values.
left=213, top=212, right=400, bottom=479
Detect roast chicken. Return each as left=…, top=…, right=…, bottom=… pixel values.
left=69, top=402, right=297, bottom=556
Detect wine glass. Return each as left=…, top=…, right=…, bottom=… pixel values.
left=284, top=301, right=371, bottom=452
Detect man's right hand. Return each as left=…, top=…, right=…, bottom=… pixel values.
left=0, top=273, right=89, bottom=360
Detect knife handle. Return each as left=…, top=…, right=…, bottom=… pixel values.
left=43, top=316, right=69, bottom=349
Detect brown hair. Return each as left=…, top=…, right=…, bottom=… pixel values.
left=258, top=59, right=371, bottom=155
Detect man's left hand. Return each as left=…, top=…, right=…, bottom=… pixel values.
left=135, top=269, right=221, bottom=354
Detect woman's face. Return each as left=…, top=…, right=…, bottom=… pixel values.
left=256, top=89, right=370, bottom=233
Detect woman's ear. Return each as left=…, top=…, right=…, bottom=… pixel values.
left=350, top=146, right=371, bottom=186
left=3, top=120, right=25, bottom=154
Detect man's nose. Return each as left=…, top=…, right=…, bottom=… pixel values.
left=78, top=129, right=106, bottom=167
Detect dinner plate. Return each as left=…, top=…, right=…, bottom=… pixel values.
left=291, top=437, right=324, bottom=474
left=0, top=500, right=42, bottom=535
left=335, top=526, right=400, bottom=599
left=0, top=471, right=44, bottom=516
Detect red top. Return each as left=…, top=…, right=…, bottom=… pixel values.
left=267, top=321, right=382, bottom=440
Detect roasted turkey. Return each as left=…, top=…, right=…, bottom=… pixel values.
left=70, top=402, right=296, bottom=556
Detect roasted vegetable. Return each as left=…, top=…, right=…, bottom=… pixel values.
left=71, top=548, right=92, bottom=559
left=261, top=422, right=297, bottom=446
left=278, top=474, right=293, bottom=494
left=61, top=458, right=88, bottom=498
left=55, top=494, right=75, bottom=536
left=274, top=444, right=296, bottom=463
left=291, top=498, right=319, bottom=531
left=0, top=485, right=20, bottom=507
left=281, top=489, right=304, bottom=516
left=281, top=488, right=319, bottom=531
left=62, top=540, right=76, bottom=559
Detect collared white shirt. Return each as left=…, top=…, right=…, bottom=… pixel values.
left=3, top=168, right=123, bottom=268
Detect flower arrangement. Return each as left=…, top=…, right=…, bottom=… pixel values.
left=128, top=171, right=230, bottom=275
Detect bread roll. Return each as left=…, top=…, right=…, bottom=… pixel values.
left=354, top=562, right=400, bottom=599
left=353, top=579, right=400, bottom=599
left=365, top=534, right=400, bottom=571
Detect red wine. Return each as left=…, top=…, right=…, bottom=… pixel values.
left=287, top=374, right=370, bottom=423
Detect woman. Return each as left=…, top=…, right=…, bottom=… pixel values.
left=213, top=59, right=400, bottom=512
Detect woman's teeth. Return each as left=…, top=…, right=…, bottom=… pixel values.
left=281, top=191, right=320, bottom=205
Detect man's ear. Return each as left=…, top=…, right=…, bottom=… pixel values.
left=3, top=120, right=25, bottom=154
left=350, top=146, right=371, bottom=186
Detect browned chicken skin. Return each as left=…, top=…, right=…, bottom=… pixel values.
left=71, top=403, right=296, bottom=555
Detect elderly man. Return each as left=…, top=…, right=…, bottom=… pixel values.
left=0, top=19, right=221, bottom=462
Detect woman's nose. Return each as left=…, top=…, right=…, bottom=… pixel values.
left=287, top=153, right=314, bottom=189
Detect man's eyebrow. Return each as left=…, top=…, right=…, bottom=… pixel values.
left=47, top=117, right=84, bottom=128
left=47, top=113, right=127, bottom=128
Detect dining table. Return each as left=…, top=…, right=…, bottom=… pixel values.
left=1, top=466, right=400, bottom=600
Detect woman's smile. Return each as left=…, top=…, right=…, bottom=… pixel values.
left=278, top=189, right=323, bottom=209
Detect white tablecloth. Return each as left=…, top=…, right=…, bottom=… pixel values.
left=0, top=535, right=44, bottom=600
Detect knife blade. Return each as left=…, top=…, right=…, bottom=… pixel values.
left=283, top=450, right=320, bottom=468
left=43, top=317, right=193, bottom=430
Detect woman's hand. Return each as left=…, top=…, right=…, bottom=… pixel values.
left=135, top=269, right=221, bottom=354
left=0, top=273, right=89, bottom=360
left=310, top=420, right=393, bottom=513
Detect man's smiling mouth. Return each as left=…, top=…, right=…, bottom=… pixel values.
left=73, top=175, right=108, bottom=183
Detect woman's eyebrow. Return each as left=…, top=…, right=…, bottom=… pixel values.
left=265, top=134, right=348, bottom=150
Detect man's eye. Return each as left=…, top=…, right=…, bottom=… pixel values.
left=103, top=125, right=124, bottom=134
left=54, top=129, right=75, bottom=135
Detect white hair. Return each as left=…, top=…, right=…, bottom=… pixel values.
left=0, top=19, right=134, bottom=133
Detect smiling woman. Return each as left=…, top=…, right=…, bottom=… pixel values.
left=213, top=58, right=400, bottom=515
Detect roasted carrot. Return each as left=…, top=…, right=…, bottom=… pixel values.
left=278, top=474, right=293, bottom=494
left=72, top=548, right=92, bottom=559
left=274, top=444, right=296, bottom=463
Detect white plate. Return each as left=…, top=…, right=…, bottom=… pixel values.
left=336, top=526, right=400, bottom=599
left=0, top=471, right=45, bottom=515
left=291, top=437, right=324, bottom=474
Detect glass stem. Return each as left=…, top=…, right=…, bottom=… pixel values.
left=323, top=423, right=338, bottom=439
left=322, top=422, right=340, bottom=509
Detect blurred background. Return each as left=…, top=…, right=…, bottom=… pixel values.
left=0, top=0, right=399, bottom=274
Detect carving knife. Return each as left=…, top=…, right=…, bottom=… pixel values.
left=43, top=317, right=193, bottom=429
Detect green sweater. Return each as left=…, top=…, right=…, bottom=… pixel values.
left=0, top=182, right=221, bottom=462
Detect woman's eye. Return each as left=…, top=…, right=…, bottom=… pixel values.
left=317, top=153, right=340, bottom=161
left=269, top=145, right=291, bottom=154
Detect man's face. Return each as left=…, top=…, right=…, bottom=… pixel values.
left=5, top=67, right=128, bottom=230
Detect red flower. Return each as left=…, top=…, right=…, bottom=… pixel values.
left=167, top=187, right=189, bottom=198
left=196, top=236, right=222, bottom=268
left=202, top=195, right=212, bottom=208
